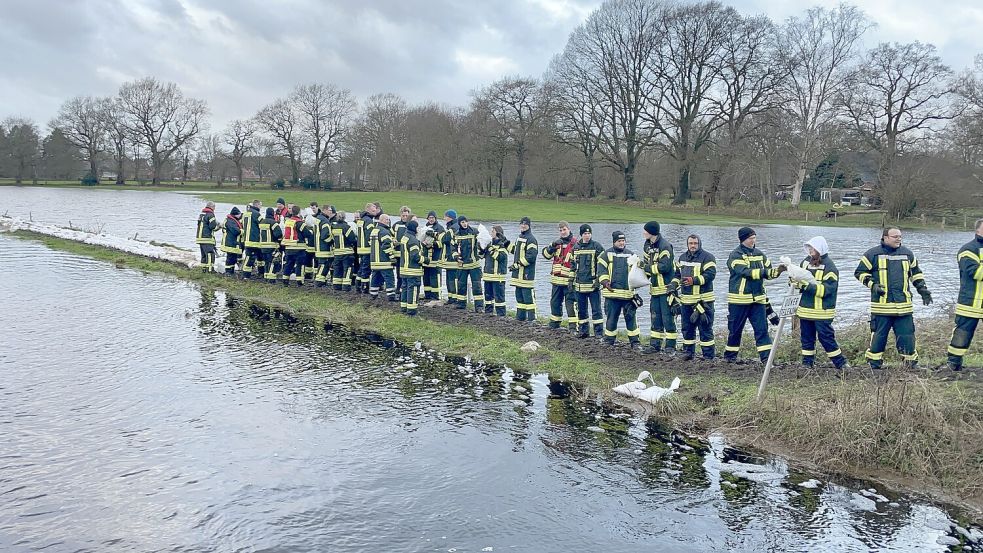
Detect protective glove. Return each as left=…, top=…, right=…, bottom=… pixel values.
left=690, top=309, right=701, bottom=324
left=631, top=294, right=644, bottom=309
left=666, top=281, right=680, bottom=294
left=918, top=288, right=932, bottom=306
left=682, top=276, right=694, bottom=286
left=871, top=283, right=886, bottom=297
left=775, top=264, right=787, bottom=275
left=668, top=295, right=681, bottom=316
left=510, top=262, right=520, bottom=272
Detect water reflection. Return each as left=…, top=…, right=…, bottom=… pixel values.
left=0, top=235, right=980, bottom=552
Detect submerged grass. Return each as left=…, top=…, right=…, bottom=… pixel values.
left=11, top=228, right=983, bottom=509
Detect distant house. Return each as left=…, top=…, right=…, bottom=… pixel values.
left=100, top=171, right=117, bottom=181
left=819, top=185, right=877, bottom=206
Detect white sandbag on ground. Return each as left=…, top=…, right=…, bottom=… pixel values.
left=0, top=216, right=200, bottom=268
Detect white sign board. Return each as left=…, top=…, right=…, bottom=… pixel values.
left=775, top=294, right=801, bottom=319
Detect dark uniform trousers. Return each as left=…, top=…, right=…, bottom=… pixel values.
left=949, top=315, right=980, bottom=367
left=800, top=318, right=846, bottom=368
left=483, top=282, right=506, bottom=316
left=576, top=290, right=604, bottom=336
left=333, top=254, right=354, bottom=291
left=242, top=247, right=261, bottom=277
left=358, top=255, right=372, bottom=291
left=370, top=269, right=397, bottom=300
left=456, top=268, right=483, bottom=310
left=725, top=303, right=771, bottom=362
left=604, top=298, right=639, bottom=345
left=549, top=285, right=577, bottom=330
left=649, top=294, right=677, bottom=350
left=281, top=251, right=305, bottom=284
left=260, top=249, right=278, bottom=281
left=199, top=244, right=216, bottom=272
left=445, top=268, right=460, bottom=304
left=224, top=253, right=241, bottom=274
left=515, top=288, right=536, bottom=321
left=680, top=303, right=715, bottom=359
left=423, top=267, right=442, bottom=299
left=867, top=314, right=917, bottom=368
left=401, top=276, right=421, bottom=315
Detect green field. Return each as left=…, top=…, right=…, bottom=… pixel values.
left=3, top=179, right=977, bottom=229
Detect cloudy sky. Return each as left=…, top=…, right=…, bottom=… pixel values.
left=2, top=0, right=981, bottom=130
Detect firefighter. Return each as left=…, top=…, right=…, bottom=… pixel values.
left=195, top=201, right=219, bottom=273
left=571, top=224, right=605, bottom=338
left=355, top=202, right=379, bottom=294
left=439, top=210, right=461, bottom=306
left=542, top=221, right=578, bottom=330
left=392, top=206, right=413, bottom=294
left=509, top=216, right=539, bottom=322
left=241, top=199, right=263, bottom=278
left=273, top=197, right=289, bottom=223
left=854, top=227, right=931, bottom=369
left=303, top=202, right=319, bottom=282
left=948, top=219, right=983, bottom=371
left=725, top=227, right=787, bottom=364
left=480, top=225, right=510, bottom=316
left=258, top=208, right=283, bottom=283
left=313, top=205, right=334, bottom=287
left=399, top=220, right=424, bottom=315
left=220, top=207, right=243, bottom=276
left=676, top=234, right=716, bottom=360
left=369, top=213, right=398, bottom=301
left=453, top=215, right=483, bottom=312
left=331, top=209, right=358, bottom=291
left=641, top=221, right=677, bottom=354
left=280, top=205, right=310, bottom=286
left=423, top=211, right=445, bottom=300
left=598, top=230, right=641, bottom=347
left=795, top=236, right=848, bottom=370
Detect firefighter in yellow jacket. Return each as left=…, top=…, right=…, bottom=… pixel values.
left=598, top=230, right=641, bottom=348
left=509, top=216, right=539, bottom=322
left=947, top=218, right=983, bottom=371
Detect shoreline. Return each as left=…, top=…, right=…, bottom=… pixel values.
left=6, top=227, right=982, bottom=521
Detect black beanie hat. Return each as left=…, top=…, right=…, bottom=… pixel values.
left=612, top=230, right=626, bottom=242
left=458, top=215, right=468, bottom=223
left=230, top=206, right=241, bottom=216
left=276, top=197, right=286, bottom=205
left=738, top=227, right=756, bottom=242
left=427, top=210, right=437, bottom=218
left=580, top=224, right=592, bottom=235
left=520, top=216, right=531, bottom=226
left=406, top=220, right=419, bottom=233
left=265, top=207, right=274, bottom=217
left=643, top=221, right=660, bottom=236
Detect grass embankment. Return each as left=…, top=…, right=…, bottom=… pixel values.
left=6, top=178, right=975, bottom=229
left=11, top=229, right=983, bottom=510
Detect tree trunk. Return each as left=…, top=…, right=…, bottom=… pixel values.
left=115, top=155, right=125, bottom=185
left=88, top=158, right=99, bottom=182
left=791, top=164, right=806, bottom=208
left=706, top=171, right=721, bottom=207
left=673, top=164, right=691, bottom=205
left=512, top=152, right=525, bottom=195
left=623, top=163, right=637, bottom=201
left=586, top=157, right=596, bottom=199
left=152, top=154, right=163, bottom=186
left=236, top=162, right=244, bottom=188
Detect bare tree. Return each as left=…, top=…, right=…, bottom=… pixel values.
left=292, top=83, right=357, bottom=185
left=704, top=13, right=783, bottom=206
left=548, top=51, right=603, bottom=198
left=472, top=76, right=553, bottom=194
left=100, top=97, right=129, bottom=184
left=116, top=77, right=208, bottom=185
left=256, top=98, right=301, bottom=185
left=653, top=1, right=733, bottom=204
left=840, top=41, right=956, bottom=216
left=776, top=4, right=870, bottom=207
left=562, top=0, right=665, bottom=201
left=222, top=119, right=257, bottom=188
left=49, top=96, right=106, bottom=182
left=359, top=93, right=408, bottom=190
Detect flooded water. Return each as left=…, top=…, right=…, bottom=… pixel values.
left=0, top=234, right=979, bottom=552
left=0, top=186, right=970, bottom=330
